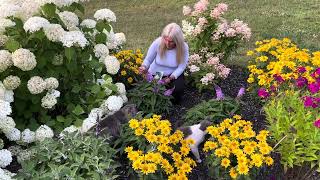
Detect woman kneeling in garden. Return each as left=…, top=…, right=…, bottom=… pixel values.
left=139, top=23, right=189, bottom=103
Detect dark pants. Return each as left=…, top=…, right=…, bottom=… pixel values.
left=166, top=74, right=185, bottom=104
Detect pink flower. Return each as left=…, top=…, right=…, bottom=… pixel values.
left=189, top=65, right=200, bottom=72
left=207, top=57, right=220, bottom=65
left=198, top=17, right=208, bottom=27
left=215, top=64, right=231, bottom=79
left=192, top=25, right=203, bottom=36
left=225, top=28, right=236, bottom=37
left=308, top=83, right=319, bottom=94
left=230, top=19, right=251, bottom=40
left=194, top=0, right=209, bottom=13
left=183, top=6, right=192, bottom=16
left=217, top=3, right=228, bottom=12
left=210, top=3, right=228, bottom=18
left=210, top=9, right=221, bottom=19
left=314, top=119, right=320, bottom=128
left=189, top=53, right=202, bottom=63
left=257, top=88, right=269, bottom=98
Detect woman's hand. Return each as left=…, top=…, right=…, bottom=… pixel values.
left=164, top=75, right=175, bottom=84
left=138, top=65, right=147, bottom=74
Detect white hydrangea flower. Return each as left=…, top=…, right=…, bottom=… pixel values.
left=94, top=8, right=116, bottom=22
left=47, top=89, right=60, bottom=98
left=27, top=76, right=46, bottom=94
left=12, top=48, right=37, bottom=71
left=0, top=3, right=21, bottom=19
left=61, top=31, right=88, bottom=48
left=17, top=149, right=33, bottom=164
left=0, top=149, right=12, bottom=168
left=80, top=19, right=96, bottom=29
left=0, top=35, right=9, bottom=47
left=104, top=29, right=117, bottom=49
left=7, top=145, right=22, bottom=156
left=60, top=125, right=78, bottom=136
left=0, top=116, right=15, bottom=133
left=3, top=75, right=21, bottom=90
left=0, top=100, right=11, bottom=119
left=80, top=117, right=97, bottom=133
left=58, top=11, right=79, bottom=31
left=21, top=129, right=35, bottom=143
left=44, top=24, right=65, bottom=42
left=182, top=20, right=195, bottom=37
left=41, top=93, right=57, bottom=109
left=18, top=0, right=42, bottom=21
left=106, top=95, right=123, bottom=111
left=88, top=108, right=103, bottom=119
left=44, top=77, right=59, bottom=90
left=103, top=55, right=120, bottom=75
left=0, top=50, right=12, bottom=72
left=23, top=16, right=50, bottom=33
left=94, top=44, right=109, bottom=58
left=0, top=82, right=14, bottom=103
left=0, top=18, right=15, bottom=34
left=115, top=82, right=126, bottom=95
left=52, top=54, right=64, bottom=65
left=120, top=94, right=128, bottom=103
left=5, top=128, right=21, bottom=141
left=35, top=125, right=54, bottom=141
left=115, top=32, right=126, bottom=46
left=0, top=168, right=13, bottom=179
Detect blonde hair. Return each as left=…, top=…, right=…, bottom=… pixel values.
left=159, top=23, right=186, bottom=64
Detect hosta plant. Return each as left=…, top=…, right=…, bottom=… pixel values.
left=16, top=132, right=119, bottom=179
left=264, top=92, right=320, bottom=173
left=204, top=115, right=274, bottom=179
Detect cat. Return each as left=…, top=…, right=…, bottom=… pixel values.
left=177, top=119, right=212, bottom=163
left=95, top=104, right=138, bottom=138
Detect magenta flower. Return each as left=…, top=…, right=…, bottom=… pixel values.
left=164, top=86, right=175, bottom=96
left=270, top=85, right=276, bottom=92
left=315, top=68, right=320, bottom=75
left=236, top=87, right=245, bottom=99
left=314, top=119, right=320, bottom=128
left=273, top=74, right=284, bottom=83
left=257, top=88, right=269, bottom=98
left=295, top=77, right=307, bottom=88
left=214, top=85, right=224, bottom=100
left=303, top=96, right=318, bottom=108
left=157, top=79, right=166, bottom=85
left=297, top=66, right=306, bottom=73
left=308, top=83, right=319, bottom=94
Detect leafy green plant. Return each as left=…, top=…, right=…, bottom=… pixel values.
left=0, top=2, right=126, bottom=131
left=127, top=76, right=173, bottom=115
left=16, top=132, right=119, bottom=180
left=264, top=91, right=320, bottom=174
left=183, top=98, right=240, bottom=126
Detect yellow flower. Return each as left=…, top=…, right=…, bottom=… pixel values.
left=251, top=153, right=263, bottom=167
left=132, top=159, right=142, bottom=170
left=140, top=164, right=150, bottom=174
left=121, top=70, right=127, bottom=76
left=237, top=164, right=249, bottom=175
left=265, top=156, right=274, bottom=166
left=230, top=167, right=238, bottom=179
left=247, top=51, right=254, bottom=56
left=125, top=146, right=133, bottom=153
left=134, top=128, right=144, bottom=136
left=129, top=119, right=139, bottom=129
left=128, top=77, right=133, bottom=83
left=146, top=134, right=157, bottom=143
left=243, top=145, right=255, bottom=155
left=221, top=158, right=230, bottom=168
left=180, top=146, right=190, bottom=156
left=180, top=163, right=192, bottom=173
left=233, top=115, right=242, bottom=120
left=172, top=152, right=182, bottom=162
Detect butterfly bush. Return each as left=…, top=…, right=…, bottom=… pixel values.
left=182, top=1, right=250, bottom=91
left=0, top=0, right=129, bottom=174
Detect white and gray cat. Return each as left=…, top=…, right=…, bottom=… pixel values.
left=177, top=119, right=212, bottom=163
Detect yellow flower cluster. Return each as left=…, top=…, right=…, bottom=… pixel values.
left=114, top=49, right=144, bottom=84
left=126, top=115, right=196, bottom=179
left=247, top=38, right=320, bottom=88
left=204, top=115, right=273, bottom=179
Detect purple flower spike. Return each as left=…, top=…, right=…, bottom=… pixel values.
left=257, top=88, right=269, bottom=98
left=236, top=87, right=245, bottom=99
left=214, top=85, right=224, bottom=100
left=314, top=119, right=320, bottom=128
left=157, top=79, right=166, bottom=85
left=146, top=73, right=154, bottom=82
left=164, top=86, right=175, bottom=96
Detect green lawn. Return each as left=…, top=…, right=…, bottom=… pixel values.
left=85, top=0, right=320, bottom=66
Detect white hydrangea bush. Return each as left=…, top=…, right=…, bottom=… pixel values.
left=0, top=0, right=129, bottom=173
